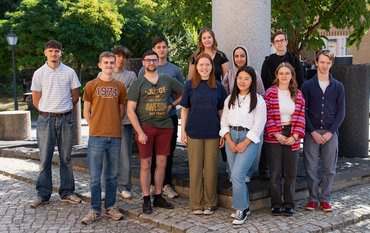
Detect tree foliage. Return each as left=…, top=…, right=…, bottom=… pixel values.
left=272, top=0, right=370, bottom=55
left=58, top=0, right=123, bottom=78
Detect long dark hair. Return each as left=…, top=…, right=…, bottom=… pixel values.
left=191, top=53, right=216, bottom=89
left=228, top=65, right=257, bottom=113
left=273, top=62, right=298, bottom=100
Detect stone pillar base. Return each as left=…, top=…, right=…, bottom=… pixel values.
left=0, top=110, right=32, bottom=140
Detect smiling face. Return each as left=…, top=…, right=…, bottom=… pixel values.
left=276, top=66, right=293, bottom=87
left=236, top=71, right=252, bottom=94
left=196, top=57, right=213, bottom=79
left=234, top=48, right=247, bottom=68
left=142, top=54, right=159, bottom=72
left=98, top=56, right=116, bottom=75
left=201, top=31, right=214, bottom=49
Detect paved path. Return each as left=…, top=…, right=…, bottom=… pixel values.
left=0, top=157, right=369, bottom=232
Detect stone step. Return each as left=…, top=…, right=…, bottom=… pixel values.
left=0, top=157, right=369, bottom=233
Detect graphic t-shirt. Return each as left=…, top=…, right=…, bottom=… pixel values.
left=127, top=74, right=183, bottom=128
left=83, top=77, right=126, bottom=137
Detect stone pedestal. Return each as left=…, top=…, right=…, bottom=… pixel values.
left=331, top=64, right=370, bottom=158
left=212, top=0, right=271, bottom=72
left=0, top=110, right=32, bottom=140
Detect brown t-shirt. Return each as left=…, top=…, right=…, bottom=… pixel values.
left=83, top=77, right=126, bottom=137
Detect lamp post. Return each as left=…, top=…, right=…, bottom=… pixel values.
left=6, top=29, right=18, bottom=110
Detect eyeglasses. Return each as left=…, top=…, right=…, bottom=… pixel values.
left=143, top=58, right=159, bottom=63
left=273, top=39, right=286, bottom=44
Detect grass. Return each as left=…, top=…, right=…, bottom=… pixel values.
left=0, top=96, right=38, bottom=120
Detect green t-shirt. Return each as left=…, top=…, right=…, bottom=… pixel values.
left=127, top=74, right=183, bottom=128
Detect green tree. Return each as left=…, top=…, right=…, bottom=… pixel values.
left=272, top=0, right=370, bottom=54
left=58, top=0, right=124, bottom=80
left=117, top=0, right=160, bottom=57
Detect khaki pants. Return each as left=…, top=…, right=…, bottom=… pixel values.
left=187, top=137, right=219, bottom=209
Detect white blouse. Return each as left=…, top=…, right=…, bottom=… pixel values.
left=278, top=89, right=295, bottom=123
left=219, top=94, right=267, bottom=143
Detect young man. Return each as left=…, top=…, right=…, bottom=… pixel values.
left=139, top=36, right=184, bottom=198
left=127, top=50, right=183, bottom=214
left=259, top=31, right=305, bottom=179
left=30, top=40, right=81, bottom=208
left=81, top=52, right=126, bottom=224
left=301, top=50, right=345, bottom=212
left=101, top=45, right=137, bottom=199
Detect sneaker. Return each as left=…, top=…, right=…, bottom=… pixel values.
left=153, top=196, right=174, bottom=209
left=60, top=193, right=82, bottom=204
left=142, top=201, right=153, bottom=214
left=162, top=184, right=179, bottom=199
left=245, top=176, right=251, bottom=183
left=203, top=207, right=215, bottom=215
left=81, top=210, right=102, bottom=225
left=193, top=209, right=203, bottom=215
left=305, top=201, right=318, bottom=211
left=105, top=207, right=124, bottom=221
left=120, top=190, right=132, bottom=199
left=101, top=192, right=105, bottom=201
left=283, top=207, right=294, bottom=216
left=320, top=202, right=333, bottom=212
left=31, top=197, right=49, bottom=208
left=271, top=207, right=283, bottom=216
left=232, top=209, right=248, bottom=225
left=231, top=208, right=250, bottom=218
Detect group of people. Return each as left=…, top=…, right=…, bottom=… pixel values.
left=29, top=28, right=345, bottom=226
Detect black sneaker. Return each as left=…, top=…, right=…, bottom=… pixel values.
left=153, top=196, right=174, bottom=209
left=232, top=209, right=248, bottom=225
left=283, top=207, right=294, bottom=216
left=142, top=201, right=152, bottom=214
left=271, top=207, right=283, bottom=216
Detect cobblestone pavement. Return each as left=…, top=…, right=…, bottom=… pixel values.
left=0, top=157, right=370, bottom=232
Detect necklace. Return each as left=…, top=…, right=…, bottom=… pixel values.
left=238, top=95, right=247, bottom=106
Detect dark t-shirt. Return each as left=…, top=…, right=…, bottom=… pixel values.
left=192, top=51, right=229, bottom=81
left=126, top=74, right=183, bottom=128
left=180, top=80, right=227, bottom=139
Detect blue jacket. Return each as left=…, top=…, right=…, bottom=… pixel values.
left=301, top=74, right=345, bottom=133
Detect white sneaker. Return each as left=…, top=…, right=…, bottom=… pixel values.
left=245, top=176, right=251, bottom=183
left=232, top=209, right=248, bottom=225
left=162, top=185, right=179, bottom=198
left=101, top=192, right=105, bottom=201
left=120, top=190, right=132, bottom=199
left=231, top=208, right=250, bottom=218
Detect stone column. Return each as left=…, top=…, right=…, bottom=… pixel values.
left=0, top=110, right=31, bottom=140
left=331, top=64, right=370, bottom=158
left=73, top=97, right=82, bottom=145
left=212, top=0, right=271, bottom=73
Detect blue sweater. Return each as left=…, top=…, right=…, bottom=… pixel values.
left=180, top=80, right=227, bottom=139
left=301, top=74, right=345, bottom=133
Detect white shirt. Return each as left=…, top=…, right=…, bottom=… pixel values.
left=319, top=79, right=330, bottom=93
left=219, top=94, right=266, bottom=143
left=31, top=62, right=81, bottom=112
left=278, top=89, right=295, bottom=123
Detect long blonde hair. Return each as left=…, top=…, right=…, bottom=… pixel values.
left=273, top=62, right=298, bottom=100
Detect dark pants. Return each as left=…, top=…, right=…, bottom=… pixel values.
left=265, top=142, right=298, bottom=209
left=151, top=114, right=178, bottom=186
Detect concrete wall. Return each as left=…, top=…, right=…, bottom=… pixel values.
left=212, top=0, right=271, bottom=73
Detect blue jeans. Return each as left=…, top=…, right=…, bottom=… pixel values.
left=102, top=124, right=133, bottom=192
left=36, top=113, right=75, bottom=200
left=87, top=136, right=120, bottom=212
left=225, top=129, right=260, bottom=211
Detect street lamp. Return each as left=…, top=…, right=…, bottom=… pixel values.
left=6, top=28, right=18, bottom=110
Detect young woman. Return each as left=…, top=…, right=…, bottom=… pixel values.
left=180, top=53, right=227, bottom=215
left=264, top=62, right=305, bottom=216
left=222, top=46, right=265, bottom=182
left=188, top=28, right=229, bottom=81
left=220, top=66, right=266, bottom=225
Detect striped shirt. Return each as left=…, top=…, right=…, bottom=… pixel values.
left=264, top=86, right=306, bottom=151
left=31, top=62, right=81, bottom=112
